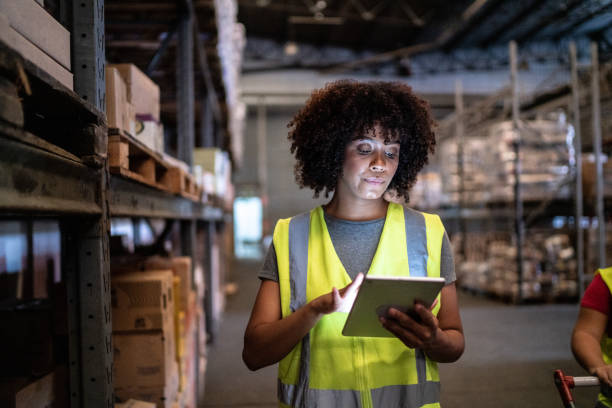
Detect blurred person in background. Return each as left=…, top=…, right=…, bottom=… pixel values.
left=572, top=266, right=612, bottom=408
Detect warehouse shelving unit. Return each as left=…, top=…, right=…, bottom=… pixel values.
left=0, top=1, right=234, bottom=407
left=436, top=41, right=611, bottom=303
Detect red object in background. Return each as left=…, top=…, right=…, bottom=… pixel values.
left=554, top=369, right=600, bottom=408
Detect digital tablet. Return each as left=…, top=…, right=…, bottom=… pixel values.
left=342, top=275, right=445, bottom=337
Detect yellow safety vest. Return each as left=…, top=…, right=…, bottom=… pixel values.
left=595, top=267, right=612, bottom=408
left=273, top=203, right=445, bottom=408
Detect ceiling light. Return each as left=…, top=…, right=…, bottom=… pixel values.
left=256, top=0, right=270, bottom=7
left=315, top=0, right=327, bottom=10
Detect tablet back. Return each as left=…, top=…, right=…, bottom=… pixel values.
left=342, top=276, right=444, bottom=337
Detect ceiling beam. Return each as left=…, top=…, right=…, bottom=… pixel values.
left=147, top=20, right=182, bottom=75
left=514, top=0, right=584, bottom=44
left=480, top=0, right=548, bottom=47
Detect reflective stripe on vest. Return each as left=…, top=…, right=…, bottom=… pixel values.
left=595, top=267, right=612, bottom=408
left=273, top=203, right=444, bottom=408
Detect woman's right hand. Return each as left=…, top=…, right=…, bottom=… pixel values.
left=591, top=364, right=612, bottom=387
left=309, top=273, right=364, bottom=315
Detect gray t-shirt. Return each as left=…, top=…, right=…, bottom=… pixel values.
left=259, top=211, right=456, bottom=284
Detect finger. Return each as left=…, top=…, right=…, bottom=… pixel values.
left=386, top=308, right=423, bottom=332
left=354, top=272, right=365, bottom=285
left=346, top=273, right=364, bottom=294
left=414, top=303, right=439, bottom=330
left=380, top=316, right=422, bottom=348
left=429, top=297, right=439, bottom=311
left=339, top=273, right=364, bottom=298
left=332, top=287, right=341, bottom=306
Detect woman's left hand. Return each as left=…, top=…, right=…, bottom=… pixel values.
left=380, top=303, right=442, bottom=350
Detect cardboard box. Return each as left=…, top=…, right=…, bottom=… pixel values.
left=111, top=270, right=174, bottom=332
left=0, top=0, right=71, bottom=69
left=106, top=67, right=131, bottom=132
left=110, top=64, right=160, bottom=121
left=0, top=371, right=55, bottom=408
left=134, top=119, right=163, bottom=153
left=0, top=13, right=72, bottom=90
left=113, top=331, right=176, bottom=388
left=142, top=257, right=192, bottom=313
left=193, top=148, right=231, bottom=197
left=115, top=362, right=179, bottom=408
left=115, top=399, right=156, bottom=408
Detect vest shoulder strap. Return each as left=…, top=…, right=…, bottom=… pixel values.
left=598, top=267, right=612, bottom=292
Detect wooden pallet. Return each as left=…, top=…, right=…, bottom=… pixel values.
left=166, top=166, right=201, bottom=201
left=108, top=128, right=173, bottom=192
left=108, top=128, right=201, bottom=201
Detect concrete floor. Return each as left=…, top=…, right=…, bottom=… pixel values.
left=202, top=259, right=598, bottom=408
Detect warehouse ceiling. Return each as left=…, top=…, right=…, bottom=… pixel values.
left=103, top=0, right=612, bottom=126
left=239, top=0, right=612, bottom=74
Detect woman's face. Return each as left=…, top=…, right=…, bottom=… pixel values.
left=336, top=126, right=400, bottom=202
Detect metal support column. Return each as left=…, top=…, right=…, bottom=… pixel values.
left=590, top=42, right=606, bottom=268
left=176, top=8, right=195, bottom=167
left=204, top=221, right=218, bottom=342
left=72, top=0, right=105, bottom=111
left=62, top=171, right=112, bottom=408
left=570, top=42, right=585, bottom=295
left=200, top=96, right=214, bottom=148
left=455, top=80, right=467, bottom=260
left=257, top=100, right=268, bottom=197
left=181, top=220, right=196, bottom=266
left=510, top=41, right=525, bottom=302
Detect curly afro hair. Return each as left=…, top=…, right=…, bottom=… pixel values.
left=288, top=79, right=437, bottom=201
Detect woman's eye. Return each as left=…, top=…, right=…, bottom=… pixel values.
left=357, top=145, right=372, bottom=154
left=385, top=151, right=397, bottom=158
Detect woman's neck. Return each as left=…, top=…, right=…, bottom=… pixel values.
left=324, top=194, right=389, bottom=221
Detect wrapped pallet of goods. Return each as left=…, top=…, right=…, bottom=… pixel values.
left=112, top=270, right=179, bottom=408
left=486, top=118, right=572, bottom=202
left=456, top=231, right=577, bottom=301
left=0, top=0, right=72, bottom=89
left=439, top=136, right=491, bottom=206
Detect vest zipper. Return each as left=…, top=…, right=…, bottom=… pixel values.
left=356, top=338, right=373, bottom=408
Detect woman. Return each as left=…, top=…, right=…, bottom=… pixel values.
left=243, top=80, right=464, bottom=408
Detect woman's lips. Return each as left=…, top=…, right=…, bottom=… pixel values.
left=364, top=177, right=385, bottom=185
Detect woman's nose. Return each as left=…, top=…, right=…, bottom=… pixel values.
left=370, top=152, right=386, bottom=172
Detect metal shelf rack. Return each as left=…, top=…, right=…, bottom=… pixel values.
left=0, top=0, right=232, bottom=406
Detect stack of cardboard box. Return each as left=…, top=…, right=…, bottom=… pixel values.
left=112, top=270, right=179, bottom=408
left=106, top=63, right=164, bottom=154
left=142, top=257, right=198, bottom=408
left=0, top=0, right=72, bottom=90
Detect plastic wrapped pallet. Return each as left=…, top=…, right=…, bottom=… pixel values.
left=485, top=117, right=572, bottom=202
